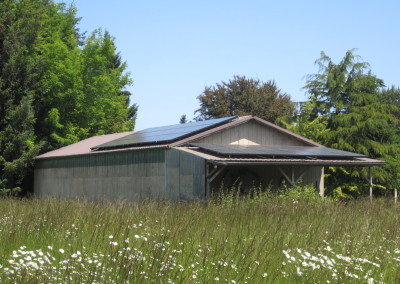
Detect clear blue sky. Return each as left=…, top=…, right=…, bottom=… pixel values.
left=64, top=0, right=400, bottom=130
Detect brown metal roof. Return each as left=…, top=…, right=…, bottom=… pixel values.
left=35, top=131, right=169, bottom=159
left=36, top=132, right=135, bottom=159
left=36, top=132, right=144, bottom=159
left=177, top=147, right=385, bottom=166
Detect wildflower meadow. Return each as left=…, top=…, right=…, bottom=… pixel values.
left=0, top=193, right=399, bottom=283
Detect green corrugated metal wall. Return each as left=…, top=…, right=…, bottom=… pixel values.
left=34, top=148, right=206, bottom=201
left=35, top=149, right=166, bottom=201
left=36, top=148, right=165, bottom=169
left=165, top=148, right=206, bottom=201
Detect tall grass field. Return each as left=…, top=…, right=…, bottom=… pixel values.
left=0, top=193, right=399, bottom=283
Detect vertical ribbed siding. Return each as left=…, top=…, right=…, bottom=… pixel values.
left=165, top=149, right=206, bottom=201
left=34, top=149, right=166, bottom=201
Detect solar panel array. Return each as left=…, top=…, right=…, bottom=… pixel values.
left=93, top=116, right=236, bottom=150
left=190, top=143, right=366, bottom=158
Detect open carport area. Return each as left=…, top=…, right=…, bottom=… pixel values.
left=178, top=143, right=384, bottom=198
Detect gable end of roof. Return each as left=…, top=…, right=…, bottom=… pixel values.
left=170, top=116, right=322, bottom=147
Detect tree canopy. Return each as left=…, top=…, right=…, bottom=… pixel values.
left=0, top=0, right=136, bottom=193
left=195, top=75, right=294, bottom=123
left=179, top=115, right=188, bottom=124
left=288, top=50, right=399, bottom=198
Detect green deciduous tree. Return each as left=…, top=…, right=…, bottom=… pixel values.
left=80, top=30, right=135, bottom=136
left=0, top=0, right=136, bottom=193
left=34, top=2, right=86, bottom=148
left=195, top=75, right=294, bottom=123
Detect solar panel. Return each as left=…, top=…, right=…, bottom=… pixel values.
left=189, top=143, right=366, bottom=158
left=93, top=117, right=236, bottom=150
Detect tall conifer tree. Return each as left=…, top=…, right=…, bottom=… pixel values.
left=298, top=50, right=399, bottom=197
left=0, top=0, right=45, bottom=192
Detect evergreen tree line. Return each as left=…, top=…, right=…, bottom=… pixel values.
left=0, top=0, right=136, bottom=193
left=195, top=50, right=400, bottom=199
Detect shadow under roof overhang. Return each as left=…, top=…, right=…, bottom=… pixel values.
left=178, top=144, right=385, bottom=167
left=208, top=158, right=385, bottom=167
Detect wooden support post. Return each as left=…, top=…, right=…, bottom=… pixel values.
left=360, top=167, right=374, bottom=201
left=369, top=167, right=373, bottom=202
left=205, top=163, right=226, bottom=199
left=395, top=189, right=398, bottom=205
left=291, top=166, right=295, bottom=185
left=205, top=163, right=210, bottom=199
left=319, top=167, right=325, bottom=197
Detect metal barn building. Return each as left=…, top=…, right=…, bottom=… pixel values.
left=34, top=116, right=384, bottom=201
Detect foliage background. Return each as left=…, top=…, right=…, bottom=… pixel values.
left=280, top=50, right=400, bottom=198
left=195, top=75, right=293, bottom=122
left=1, top=1, right=399, bottom=200
left=0, top=0, right=136, bottom=193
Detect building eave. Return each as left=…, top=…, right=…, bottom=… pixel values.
left=35, top=144, right=169, bottom=160
left=176, top=147, right=385, bottom=167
